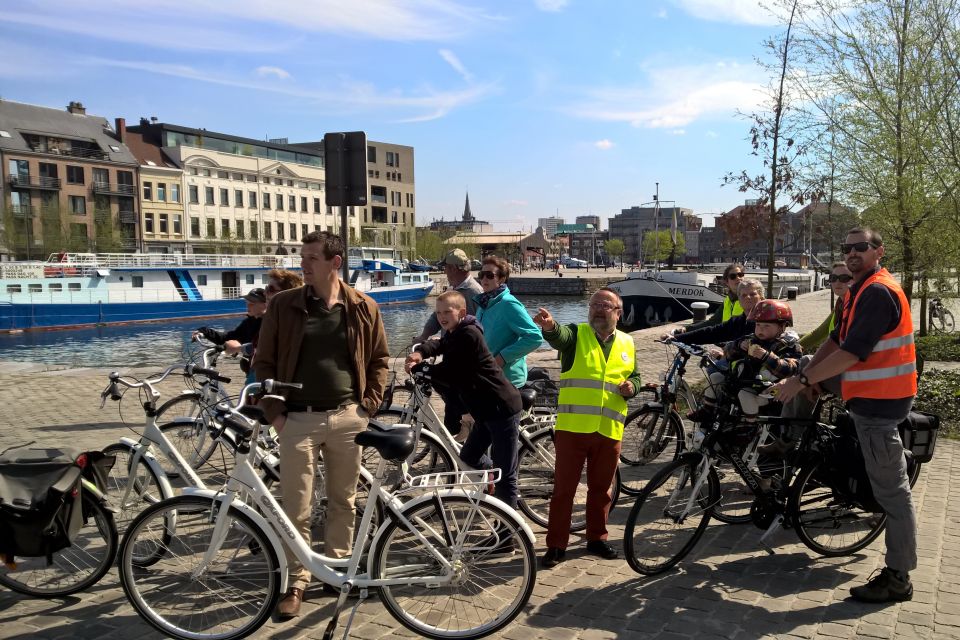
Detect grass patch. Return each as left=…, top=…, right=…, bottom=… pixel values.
left=916, top=369, right=960, bottom=440
left=916, top=333, right=960, bottom=363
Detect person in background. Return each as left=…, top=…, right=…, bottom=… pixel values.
left=664, top=277, right=765, bottom=352
left=799, top=262, right=852, bottom=353
left=775, top=227, right=917, bottom=603
left=232, top=269, right=304, bottom=383
left=677, top=263, right=746, bottom=334
left=405, top=291, right=522, bottom=512
left=412, top=249, right=482, bottom=344
left=192, top=288, right=266, bottom=355
left=255, top=231, right=388, bottom=618
left=532, top=288, right=641, bottom=568
left=474, top=255, right=542, bottom=388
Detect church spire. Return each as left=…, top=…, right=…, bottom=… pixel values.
left=462, top=191, right=474, bottom=221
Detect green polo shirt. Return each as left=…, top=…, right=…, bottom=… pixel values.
left=286, top=295, right=354, bottom=408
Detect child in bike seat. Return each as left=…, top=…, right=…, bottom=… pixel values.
left=688, top=300, right=802, bottom=434
left=404, top=290, right=523, bottom=509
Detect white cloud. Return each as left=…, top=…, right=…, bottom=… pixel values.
left=594, top=139, right=615, bottom=150
left=669, top=129, right=686, bottom=135
left=657, top=7, right=669, bottom=18
left=671, top=0, right=781, bottom=26
left=563, top=60, right=765, bottom=129
left=534, top=0, right=570, bottom=12
left=438, top=49, right=474, bottom=82
left=255, top=66, right=291, bottom=80
left=90, top=57, right=497, bottom=122
left=706, top=130, right=719, bottom=138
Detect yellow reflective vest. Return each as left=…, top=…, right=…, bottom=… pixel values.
left=556, top=324, right=636, bottom=441
left=722, top=296, right=744, bottom=322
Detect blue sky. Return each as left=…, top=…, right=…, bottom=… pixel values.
left=0, top=0, right=788, bottom=231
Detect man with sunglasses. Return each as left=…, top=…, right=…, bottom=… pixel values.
left=775, top=227, right=917, bottom=603
left=412, top=248, right=482, bottom=345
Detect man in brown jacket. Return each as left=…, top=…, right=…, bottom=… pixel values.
left=255, top=231, right=389, bottom=618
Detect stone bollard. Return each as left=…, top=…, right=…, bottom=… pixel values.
left=787, top=286, right=798, bottom=300
left=691, top=301, right=710, bottom=322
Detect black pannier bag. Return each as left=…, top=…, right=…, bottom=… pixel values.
left=898, top=411, right=939, bottom=464
left=524, top=367, right=559, bottom=410
left=0, top=444, right=85, bottom=561
left=826, top=413, right=883, bottom=513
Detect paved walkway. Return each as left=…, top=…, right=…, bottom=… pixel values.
left=2, top=292, right=960, bottom=639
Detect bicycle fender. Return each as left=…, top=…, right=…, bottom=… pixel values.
left=366, top=490, right=536, bottom=575
left=182, top=487, right=290, bottom=594
left=117, top=438, right=176, bottom=500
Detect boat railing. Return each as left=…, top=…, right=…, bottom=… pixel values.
left=41, top=253, right=296, bottom=270
left=3, top=286, right=249, bottom=305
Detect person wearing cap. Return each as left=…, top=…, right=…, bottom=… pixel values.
left=192, top=287, right=267, bottom=355
left=412, top=248, right=483, bottom=345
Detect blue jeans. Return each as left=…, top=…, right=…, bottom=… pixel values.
left=459, top=412, right=521, bottom=508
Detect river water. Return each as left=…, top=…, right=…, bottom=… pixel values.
left=0, top=295, right=589, bottom=369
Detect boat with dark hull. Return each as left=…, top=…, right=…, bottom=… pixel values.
left=607, top=269, right=725, bottom=332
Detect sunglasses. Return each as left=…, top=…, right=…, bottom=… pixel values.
left=841, top=241, right=878, bottom=254
left=478, top=270, right=499, bottom=280
left=727, top=272, right=745, bottom=280
left=829, top=273, right=853, bottom=283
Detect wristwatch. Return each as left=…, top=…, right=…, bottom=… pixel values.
left=798, top=373, right=811, bottom=387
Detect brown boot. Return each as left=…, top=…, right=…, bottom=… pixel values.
left=276, top=587, right=305, bottom=619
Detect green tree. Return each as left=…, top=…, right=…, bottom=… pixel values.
left=605, top=238, right=625, bottom=271
left=642, top=230, right=687, bottom=264
left=415, top=226, right=446, bottom=263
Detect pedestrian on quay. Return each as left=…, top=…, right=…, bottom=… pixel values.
left=405, top=291, right=523, bottom=510
left=255, top=231, right=389, bottom=618
left=676, top=262, right=747, bottom=334
left=232, top=268, right=304, bottom=385
left=412, top=248, right=482, bottom=344
left=799, top=262, right=853, bottom=353
left=775, top=227, right=917, bottom=603
left=532, top=287, right=642, bottom=568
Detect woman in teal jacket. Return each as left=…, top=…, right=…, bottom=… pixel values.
left=474, top=255, right=543, bottom=387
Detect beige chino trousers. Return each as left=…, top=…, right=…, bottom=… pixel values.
left=280, top=404, right=367, bottom=590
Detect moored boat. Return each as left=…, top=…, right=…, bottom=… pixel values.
left=0, top=251, right=433, bottom=332
left=607, top=269, right=725, bottom=331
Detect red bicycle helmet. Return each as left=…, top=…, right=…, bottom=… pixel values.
left=751, top=299, right=793, bottom=325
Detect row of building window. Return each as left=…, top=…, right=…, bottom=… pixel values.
left=187, top=167, right=324, bottom=191
left=142, top=182, right=181, bottom=203
left=7, top=159, right=134, bottom=187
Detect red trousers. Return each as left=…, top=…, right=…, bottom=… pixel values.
left=546, top=430, right=621, bottom=549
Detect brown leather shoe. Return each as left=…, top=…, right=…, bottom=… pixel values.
left=276, top=587, right=304, bottom=619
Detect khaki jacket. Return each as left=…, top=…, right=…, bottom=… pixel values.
left=254, top=280, right=390, bottom=422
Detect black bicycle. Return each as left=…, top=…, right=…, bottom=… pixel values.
left=622, top=401, right=933, bottom=576
left=929, top=297, right=955, bottom=334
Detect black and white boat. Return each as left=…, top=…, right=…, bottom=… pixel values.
left=607, top=269, right=724, bottom=331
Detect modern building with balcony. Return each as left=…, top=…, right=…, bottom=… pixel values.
left=608, top=205, right=695, bottom=264
left=0, top=99, right=140, bottom=259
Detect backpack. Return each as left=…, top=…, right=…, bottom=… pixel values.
left=0, top=444, right=85, bottom=561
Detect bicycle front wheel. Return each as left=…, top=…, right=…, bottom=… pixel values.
left=619, top=407, right=685, bottom=495
left=118, top=495, right=280, bottom=640
left=0, top=491, right=118, bottom=597
left=373, top=496, right=535, bottom=639
left=623, top=456, right=718, bottom=576
left=942, top=309, right=956, bottom=333
left=789, top=462, right=887, bottom=557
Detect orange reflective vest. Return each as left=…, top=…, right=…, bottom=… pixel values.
left=838, top=268, right=916, bottom=400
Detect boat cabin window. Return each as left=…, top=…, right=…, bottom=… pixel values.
left=132, top=276, right=144, bottom=288
left=197, top=275, right=208, bottom=286
left=246, top=274, right=255, bottom=285
left=6, top=284, right=21, bottom=293
left=28, top=284, right=42, bottom=293
left=69, top=283, right=81, bottom=291
left=49, top=283, right=62, bottom=292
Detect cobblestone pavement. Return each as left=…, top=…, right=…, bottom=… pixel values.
left=2, top=291, right=959, bottom=639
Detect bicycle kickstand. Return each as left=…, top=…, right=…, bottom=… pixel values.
left=322, top=585, right=369, bottom=640
left=758, top=515, right=784, bottom=555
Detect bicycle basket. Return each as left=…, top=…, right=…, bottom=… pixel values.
left=898, top=411, right=939, bottom=464
left=0, top=444, right=85, bottom=559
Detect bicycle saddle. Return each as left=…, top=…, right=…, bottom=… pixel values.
left=519, top=388, right=537, bottom=410
left=355, top=427, right=415, bottom=462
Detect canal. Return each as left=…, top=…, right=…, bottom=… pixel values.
left=0, top=295, right=590, bottom=369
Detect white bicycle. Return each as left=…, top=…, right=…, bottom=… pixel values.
left=118, top=379, right=537, bottom=640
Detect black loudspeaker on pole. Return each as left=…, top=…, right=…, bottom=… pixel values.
left=323, top=132, right=368, bottom=281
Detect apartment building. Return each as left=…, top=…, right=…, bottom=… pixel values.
left=0, top=99, right=139, bottom=259
left=607, top=205, right=694, bottom=263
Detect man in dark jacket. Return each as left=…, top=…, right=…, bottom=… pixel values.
left=192, top=287, right=266, bottom=354
left=405, top=290, right=522, bottom=508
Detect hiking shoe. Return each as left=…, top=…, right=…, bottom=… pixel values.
left=541, top=547, right=566, bottom=568
left=586, top=540, right=619, bottom=560
left=850, top=568, right=913, bottom=603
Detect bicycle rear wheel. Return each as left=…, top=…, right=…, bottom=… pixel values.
left=619, top=407, right=684, bottom=496
left=516, top=430, right=619, bottom=531
left=118, top=495, right=280, bottom=640
left=623, top=456, right=718, bottom=576
left=102, top=442, right=169, bottom=535
left=373, top=496, right=535, bottom=639
left=789, top=462, right=886, bottom=556
left=942, top=309, right=955, bottom=333
left=0, top=491, right=117, bottom=598
left=155, top=393, right=220, bottom=474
